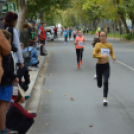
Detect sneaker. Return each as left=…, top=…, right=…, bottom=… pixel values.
left=28, top=66, right=33, bottom=71
left=25, top=95, right=30, bottom=100
left=94, top=74, right=97, bottom=79
left=103, top=100, right=108, bottom=106
left=80, top=60, right=83, bottom=65
left=33, top=67, right=39, bottom=71
left=77, top=64, right=80, bottom=69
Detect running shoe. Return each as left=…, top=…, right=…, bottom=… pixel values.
left=103, top=100, right=108, bottom=106
left=80, top=60, right=83, bottom=65
left=94, top=74, right=97, bottom=80
left=33, top=67, right=39, bottom=71
left=28, top=66, right=33, bottom=71
left=77, top=64, right=81, bottom=69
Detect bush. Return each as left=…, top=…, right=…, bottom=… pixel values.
left=123, top=33, right=134, bottom=40
left=89, top=31, right=96, bottom=34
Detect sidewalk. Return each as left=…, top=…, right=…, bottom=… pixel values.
left=22, top=55, right=45, bottom=108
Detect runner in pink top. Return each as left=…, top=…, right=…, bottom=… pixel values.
left=74, top=30, right=86, bottom=69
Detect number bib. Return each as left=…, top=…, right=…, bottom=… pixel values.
left=78, top=41, right=84, bottom=46
left=101, top=48, right=110, bottom=57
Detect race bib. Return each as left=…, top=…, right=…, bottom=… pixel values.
left=101, top=48, right=110, bottom=57
left=78, top=41, right=84, bottom=46
left=13, top=84, right=19, bottom=96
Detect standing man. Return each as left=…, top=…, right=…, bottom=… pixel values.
left=39, top=21, right=47, bottom=56
left=53, top=26, right=58, bottom=40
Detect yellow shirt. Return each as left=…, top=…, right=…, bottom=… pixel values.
left=92, top=42, right=115, bottom=59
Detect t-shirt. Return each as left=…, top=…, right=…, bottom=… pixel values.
left=92, top=42, right=115, bottom=59
left=39, top=26, right=45, bottom=40
left=53, top=27, right=57, bottom=33
left=72, top=31, right=76, bottom=35
left=69, top=29, right=72, bottom=35
left=75, top=36, right=85, bottom=49
left=64, top=31, right=68, bottom=37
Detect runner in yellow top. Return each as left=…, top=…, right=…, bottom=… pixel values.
left=92, top=31, right=116, bottom=106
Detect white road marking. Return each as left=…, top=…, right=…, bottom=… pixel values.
left=116, top=60, right=134, bottom=71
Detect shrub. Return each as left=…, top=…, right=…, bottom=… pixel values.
left=89, top=31, right=96, bottom=34
left=123, top=33, right=134, bottom=40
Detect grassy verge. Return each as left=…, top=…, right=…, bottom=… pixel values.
left=89, top=31, right=134, bottom=41
left=89, top=31, right=96, bottom=35
left=107, top=33, right=121, bottom=38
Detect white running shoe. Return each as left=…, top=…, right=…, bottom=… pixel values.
left=94, top=74, right=97, bottom=79
left=28, top=66, right=33, bottom=71
left=103, top=100, right=108, bottom=106
left=32, top=67, right=39, bottom=71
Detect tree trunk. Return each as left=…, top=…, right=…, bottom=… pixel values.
left=17, top=0, right=27, bottom=32
left=116, top=0, right=129, bottom=33
left=118, top=19, right=122, bottom=34
left=120, top=14, right=129, bottom=33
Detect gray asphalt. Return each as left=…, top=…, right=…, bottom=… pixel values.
left=31, top=35, right=134, bottom=134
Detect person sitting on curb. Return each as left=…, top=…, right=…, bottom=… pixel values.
left=6, top=87, right=37, bottom=134
left=24, top=39, right=39, bottom=71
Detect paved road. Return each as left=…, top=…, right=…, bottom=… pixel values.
left=31, top=35, right=134, bottom=134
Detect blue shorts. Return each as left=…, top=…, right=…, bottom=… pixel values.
left=39, top=39, right=46, bottom=45
left=0, top=85, right=13, bottom=102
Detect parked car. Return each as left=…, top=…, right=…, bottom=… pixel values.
left=45, top=26, right=55, bottom=41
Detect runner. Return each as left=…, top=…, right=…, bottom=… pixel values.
left=69, top=28, right=72, bottom=40
left=92, top=31, right=116, bottom=106
left=63, top=28, right=68, bottom=44
left=74, top=30, right=86, bottom=69
left=87, top=27, right=89, bottom=34
left=72, top=29, right=76, bottom=40
left=92, top=33, right=101, bottom=79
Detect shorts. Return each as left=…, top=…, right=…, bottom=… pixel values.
left=0, top=85, right=13, bottom=102
left=39, top=39, right=46, bottom=45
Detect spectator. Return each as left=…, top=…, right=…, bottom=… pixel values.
left=24, top=39, right=39, bottom=71
left=0, top=30, right=18, bottom=134
left=20, top=22, right=31, bottom=48
left=28, top=23, right=32, bottom=39
left=21, top=43, right=25, bottom=53
left=6, top=89, right=36, bottom=134
left=0, top=18, right=5, bottom=25
left=4, top=11, right=24, bottom=69
left=63, top=28, right=69, bottom=44
left=69, top=28, right=72, bottom=40
left=31, top=20, right=38, bottom=36
left=0, top=18, right=5, bottom=30
left=39, top=21, right=46, bottom=56
left=53, top=26, right=58, bottom=40
left=107, top=27, right=110, bottom=33
left=33, top=36, right=41, bottom=50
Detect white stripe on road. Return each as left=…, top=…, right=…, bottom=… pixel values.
left=116, top=60, right=134, bottom=71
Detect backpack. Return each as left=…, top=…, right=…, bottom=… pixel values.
left=24, top=47, right=34, bottom=63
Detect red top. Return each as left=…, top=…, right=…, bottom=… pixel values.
left=39, top=26, right=46, bottom=40
left=75, top=36, right=85, bottom=49
left=12, top=103, right=37, bottom=119
left=53, top=27, right=57, bottom=33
